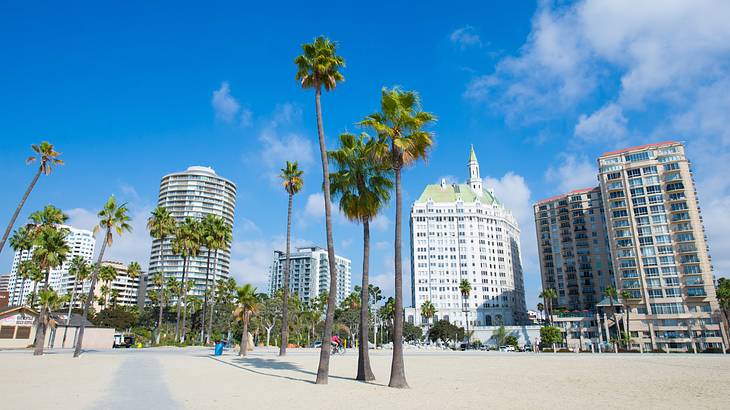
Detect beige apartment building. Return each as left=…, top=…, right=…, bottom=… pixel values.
left=534, top=141, right=728, bottom=352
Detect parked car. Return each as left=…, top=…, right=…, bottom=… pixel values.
left=313, top=341, right=322, bottom=349
left=113, top=333, right=135, bottom=348
left=499, top=345, right=515, bottom=352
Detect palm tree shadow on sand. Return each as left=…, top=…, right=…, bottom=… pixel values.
left=209, top=356, right=383, bottom=385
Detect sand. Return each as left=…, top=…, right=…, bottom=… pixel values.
left=1, top=347, right=728, bottom=409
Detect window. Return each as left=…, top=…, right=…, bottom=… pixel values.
left=634, top=207, right=648, bottom=216
left=643, top=166, right=658, bottom=174
left=0, top=326, right=14, bottom=339
left=651, top=303, right=685, bottom=314
left=643, top=257, right=658, bottom=266
left=613, top=220, right=630, bottom=228
left=665, top=182, right=684, bottom=191
left=646, top=185, right=662, bottom=194
left=684, top=265, right=701, bottom=274
left=609, top=191, right=625, bottom=199
left=644, top=176, right=660, bottom=184
left=663, top=163, right=680, bottom=171
left=638, top=237, right=654, bottom=245
left=645, top=267, right=660, bottom=277
left=625, top=152, right=650, bottom=162
left=607, top=172, right=621, bottom=180
left=648, top=289, right=663, bottom=298
left=629, top=178, right=643, bottom=187
left=15, top=326, right=31, bottom=339
left=651, top=215, right=667, bottom=224
left=688, top=288, right=707, bottom=297
left=613, top=210, right=628, bottom=218
left=665, top=288, right=681, bottom=297
left=627, top=169, right=641, bottom=177
left=659, top=256, right=676, bottom=265
left=632, top=197, right=647, bottom=206
left=675, top=233, right=695, bottom=242
left=630, top=187, right=645, bottom=197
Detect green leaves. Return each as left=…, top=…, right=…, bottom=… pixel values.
left=294, top=36, right=345, bottom=92
left=96, top=196, right=132, bottom=246
left=280, top=161, right=304, bottom=196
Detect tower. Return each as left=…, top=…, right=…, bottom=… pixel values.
left=468, top=145, right=482, bottom=194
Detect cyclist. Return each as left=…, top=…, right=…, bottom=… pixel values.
left=331, top=335, right=343, bottom=353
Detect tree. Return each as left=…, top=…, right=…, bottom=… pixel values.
left=540, top=326, right=563, bottom=349
left=9, top=226, right=34, bottom=304
left=537, top=303, right=545, bottom=324
left=233, top=284, right=262, bottom=357
left=361, top=87, right=436, bottom=388
left=717, top=278, right=730, bottom=329
left=403, top=322, right=423, bottom=342
left=22, top=260, right=44, bottom=308
left=295, top=35, right=346, bottom=385
left=620, top=289, right=632, bottom=349
left=0, top=141, right=64, bottom=255
left=32, top=225, right=70, bottom=355
left=259, top=294, right=281, bottom=346
left=146, top=206, right=176, bottom=341
left=36, top=288, right=68, bottom=347
left=330, top=132, right=392, bottom=380
left=420, top=300, right=436, bottom=344
left=197, top=215, right=232, bottom=344
left=148, top=273, right=172, bottom=344
left=74, top=196, right=132, bottom=358
left=539, top=288, right=557, bottom=325
left=428, top=320, right=464, bottom=344
left=62, top=256, right=91, bottom=348
left=172, top=217, right=201, bottom=343
left=459, top=279, right=472, bottom=343
left=93, top=306, right=139, bottom=330
left=604, top=286, right=620, bottom=352
left=277, top=160, right=304, bottom=356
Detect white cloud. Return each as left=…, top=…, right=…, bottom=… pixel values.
left=450, top=26, right=482, bottom=49
left=574, top=103, right=628, bottom=144
left=240, top=108, right=253, bottom=127
left=370, top=214, right=390, bottom=232
left=374, top=241, right=390, bottom=250
left=545, top=154, right=598, bottom=193
left=212, top=81, right=241, bottom=123
left=304, top=193, right=325, bottom=219
left=229, top=236, right=311, bottom=289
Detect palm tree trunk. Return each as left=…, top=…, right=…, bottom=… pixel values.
left=357, top=218, right=375, bottom=381
left=30, top=281, right=38, bottom=308
left=74, top=232, right=109, bottom=358
left=315, top=86, right=338, bottom=385
left=389, top=165, right=408, bottom=388
left=61, top=277, right=78, bottom=348
left=33, top=267, right=52, bottom=356
left=202, top=249, right=211, bottom=344
left=625, top=308, right=631, bottom=350
left=175, top=256, right=187, bottom=342
left=157, top=299, right=164, bottom=344
left=240, top=315, right=249, bottom=357
left=206, top=250, right=219, bottom=344
left=280, top=192, right=294, bottom=356
left=0, top=168, right=41, bottom=255
left=18, top=277, right=27, bottom=306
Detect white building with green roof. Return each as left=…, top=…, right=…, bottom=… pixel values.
left=406, top=147, right=527, bottom=328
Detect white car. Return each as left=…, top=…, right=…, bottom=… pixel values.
left=499, top=345, right=515, bottom=352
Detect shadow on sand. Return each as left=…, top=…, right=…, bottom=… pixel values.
left=208, top=355, right=376, bottom=385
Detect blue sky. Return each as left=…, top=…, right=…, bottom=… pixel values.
left=2, top=1, right=729, bottom=310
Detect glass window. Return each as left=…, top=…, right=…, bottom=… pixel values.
left=663, top=163, right=680, bottom=171
left=648, top=289, right=663, bottom=298
left=607, top=172, right=621, bottom=180
left=629, top=178, right=643, bottom=187
left=627, top=169, right=641, bottom=177
left=630, top=187, right=645, bottom=197
left=643, top=166, right=658, bottom=174
left=625, top=152, right=650, bottom=162
left=646, top=185, right=662, bottom=194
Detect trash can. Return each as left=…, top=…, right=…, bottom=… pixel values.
left=214, top=342, right=224, bottom=356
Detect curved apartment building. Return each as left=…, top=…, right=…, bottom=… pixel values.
left=147, top=166, right=237, bottom=297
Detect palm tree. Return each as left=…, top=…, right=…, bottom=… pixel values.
left=329, top=132, right=392, bottom=380
left=295, top=35, right=345, bottom=384
left=32, top=225, right=70, bottom=355
left=604, top=286, right=620, bottom=352
left=98, top=265, right=118, bottom=306
left=233, top=284, right=262, bottom=357
left=717, top=278, right=730, bottom=330
left=28, top=205, right=68, bottom=231
left=148, top=272, right=168, bottom=344
left=459, top=279, right=472, bottom=344
left=172, top=217, right=201, bottom=342
left=620, top=289, right=632, bottom=350
left=203, top=216, right=232, bottom=344
left=539, top=288, right=557, bottom=325
left=277, top=160, right=304, bottom=356
left=74, top=196, right=131, bottom=358
left=537, top=303, right=545, bottom=324
left=0, top=142, right=63, bottom=255
left=61, top=256, right=91, bottom=348
left=420, top=300, right=437, bottom=343
left=361, top=87, right=436, bottom=388
left=22, top=260, right=44, bottom=308
left=36, top=288, right=69, bottom=348
left=9, top=226, right=34, bottom=304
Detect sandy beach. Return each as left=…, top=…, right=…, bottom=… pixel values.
left=1, top=347, right=728, bottom=409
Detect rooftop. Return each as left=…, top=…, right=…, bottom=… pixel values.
left=535, top=187, right=598, bottom=205
left=415, top=183, right=501, bottom=205
left=599, top=141, right=680, bottom=157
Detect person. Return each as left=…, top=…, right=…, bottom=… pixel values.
left=331, top=335, right=342, bottom=353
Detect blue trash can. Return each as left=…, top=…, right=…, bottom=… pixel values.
left=214, top=342, right=224, bottom=356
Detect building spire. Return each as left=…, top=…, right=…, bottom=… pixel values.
left=468, top=145, right=482, bottom=195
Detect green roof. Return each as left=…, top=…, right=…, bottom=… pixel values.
left=415, top=183, right=501, bottom=205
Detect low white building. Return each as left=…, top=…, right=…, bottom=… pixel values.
left=268, top=246, right=352, bottom=306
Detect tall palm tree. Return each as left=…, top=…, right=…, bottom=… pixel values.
left=295, top=35, right=345, bottom=384
left=361, top=87, right=436, bottom=388
left=0, top=142, right=63, bottom=255
left=278, top=160, right=304, bottom=356
left=234, top=284, right=262, bottom=357
left=329, top=132, right=392, bottom=380
left=537, top=303, right=545, bottom=324
left=620, top=289, right=632, bottom=349
left=459, top=279, right=472, bottom=344
left=172, top=217, right=201, bottom=342
left=204, top=216, right=232, bottom=344
left=36, top=288, right=69, bottom=348
left=28, top=205, right=68, bottom=231
left=74, top=196, right=131, bottom=358
left=62, top=256, right=91, bottom=348
left=9, top=226, right=34, bottom=305
left=148, top=272, right=169, bottom=344
left=539, top=288, right=557, bottom=325
left=32, top=225, right=70, bottom=356
left=420, top=300, right=436, bottom=343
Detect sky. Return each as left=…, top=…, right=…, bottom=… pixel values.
left=2, top=0, right=730, bottom=311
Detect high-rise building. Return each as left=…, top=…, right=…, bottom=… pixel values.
left=90, top=261, right=142, bottom=310
left=597, top=141, right=727, bottom=351
left=533, top=187, right=614, bottom=311
left=0, top=274, right=9, bottom=292
left=268, top=246, right=352, bottom=306
left=7, top=225, right=95, bottom=306
left=147, top=166, right=237, bottom=298
left=406, top=147, right=528, bottom=327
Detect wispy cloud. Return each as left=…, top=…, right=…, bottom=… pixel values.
left=212, top=81, right=252, bottom=126
left=450, top=26, right=482, bottom=49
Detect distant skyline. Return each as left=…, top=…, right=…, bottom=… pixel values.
left=2, top=1, right=729, bottom=310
